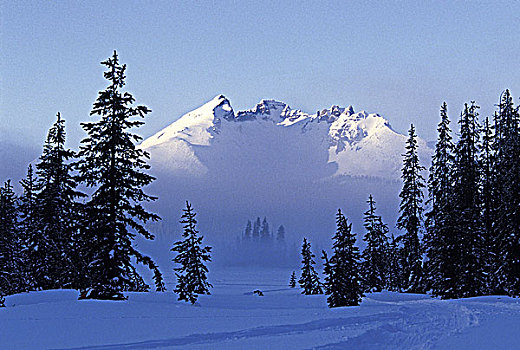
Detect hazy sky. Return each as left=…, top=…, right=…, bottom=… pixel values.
left=2, top=1, right=519, bottom=172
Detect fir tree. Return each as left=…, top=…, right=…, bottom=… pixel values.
left=361, top=195, right=389, bottom=292
left=18, top=165, right=40, bottom=291
left=34, top=112, right=84, bottom=290
left=0, top=180, right=21, bottom=295
left=298, top=238, right=323, bottom=295
left=260, top=217, right=270, bottom=241
left=386, top=233, right=401, bottom=292
left=321, top=250, right=331, bottom=294
left=172, top=202, right=212, bottom=304
left=277, top=225, right=286, bottom=242
left=452, top=102, right=485, bottom=297
left=424, top=103, right=458, bottom=298
left=289, top=271, right=297, bottom=288
left=252, top=217, right=261, bottom=240
left=479, top=116, right=496, bottom=293
left=397, top=124, right=425, bottom=293
left=75, top=51, right=164, bottom=299
left=243, top=220, right=252, bottom=240
left=323, top=209, right=363, bottom=307
left=493, top=90, right=520, bottom=295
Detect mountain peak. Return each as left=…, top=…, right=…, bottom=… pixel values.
left=140, top=95, right=234, bottom=149
left=141, top=96, right=432, bottom=180
left=235, top=99, right=291, bottom=122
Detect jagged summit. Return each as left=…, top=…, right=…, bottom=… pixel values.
left=141, top=95, right=431, bottom=179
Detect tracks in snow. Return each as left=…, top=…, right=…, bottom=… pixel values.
left=58, top=300, right=481, bottom=350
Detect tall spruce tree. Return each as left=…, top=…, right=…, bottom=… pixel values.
left=76, top=51, right=164, bottom=299
left=0, top=180, right=21, bottom=295
left=397, top=124, right=425, bottom=293
left=323, top=209, right=363, bottom=307
left=361, top=195, right=389, bottom=292
left=260, top=217, right=270, bottom=241
left=493, top=90, right=520, bottom=295
left=277, top=225, right=286, bottom=242
left=424, top=103, right=458, bottom=298
left=252, top=217, right=261, bottom=240
left=298, top=238, right=323, bottom=295
left=18, top=165, right=40, bottom=291
left=452, top=102, right=485, bottom=297
left=172, top=201, right=212, bottom=304
left=34, top=112, right=83, bottom=290
left=243, top=220, right=252, bottom=240
left=385, top=233, right=401, bottom=292
left=479, top=116, right=496, bottom=293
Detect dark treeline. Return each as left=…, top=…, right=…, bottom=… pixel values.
left=295, top=91, right=520, bottom=306
left=224, top=217, right=293, bottom=266
left=242, top=217, right=286, bottom=243
left=0, top=52, right=211, bottom=306
left=424, top=92, right=520, bottom=298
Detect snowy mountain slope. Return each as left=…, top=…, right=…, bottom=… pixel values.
left=2, top=267, right=519, bottom=350
left=141, top=95, right=432, bottom=180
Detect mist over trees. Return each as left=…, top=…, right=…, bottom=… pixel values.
left=223, top=216, right=294, bottom=266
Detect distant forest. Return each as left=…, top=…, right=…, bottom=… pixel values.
left=1, top=51, right=519, bottom=307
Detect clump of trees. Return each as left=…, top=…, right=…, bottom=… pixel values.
left=232, top=216, right=290, bottom=266
left=0, top=51, right=204, bottom=303
left=293, top=90, right=520, bottom=307
left=424, top=92, right=520, bottom=298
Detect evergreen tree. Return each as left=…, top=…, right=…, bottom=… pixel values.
left=321, top=250, right=331, bottom=294
left=385, top=233, right=401, bottom=292
left=493, top=90, right=520, bottom=295
left=479, top=116, right=497, bottom=293
left=361, top=195, right=389, bottom=292
left=0, top=180, right=21, bottom=295
left=34, top=112, right=84, bottom=290
left=323, top=209, right=363, bottom=307
left=289, top=271, right=297, bottom=288
left=75, top=51, right=164, bottom=299
left=277, top=225, right=286, bottom=242
left=397, top=124, right=425, bottom=293
left=172, top=202, right=212, bottom=304
left=452, top=102, right=485, bottom=297
left=18, top=165, right=40, bottom=291
left=243, top=220, right=252, bottom=240
left=298, top=238, right=323, bottom=295
left=424, top=103, right=458, bottom=298
left=260, top=217, right=270, bottom=241
left=252, top=217, right=261, bottom=240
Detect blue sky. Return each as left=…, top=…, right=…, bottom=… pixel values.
left=1, top=1, right=519, bottom=170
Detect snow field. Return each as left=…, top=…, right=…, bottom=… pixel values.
left=2, top=267, right=520, bottom=349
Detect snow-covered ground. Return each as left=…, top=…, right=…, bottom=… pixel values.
left=2, top=267, right=520, bottom=350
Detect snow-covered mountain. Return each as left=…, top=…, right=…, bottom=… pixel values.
left=141, top=95, right=431, bottom=180
left=140, top=95, right=431, bottom=247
